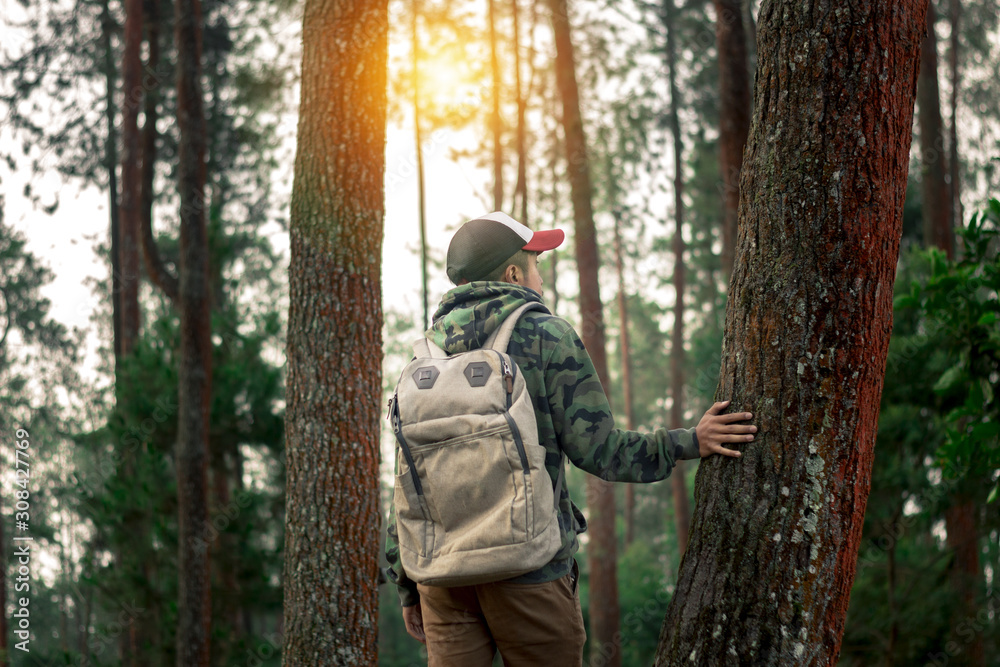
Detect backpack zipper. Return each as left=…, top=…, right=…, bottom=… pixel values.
left=496, top=352, right=530, bottom=475
left=389, top=393, right=424, bottom=496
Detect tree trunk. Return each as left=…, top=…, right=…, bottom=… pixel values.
left=211, top=447, right=239, bottom=664
left=744, top=0, right=757, bottom=91
left=714, top=0, right=751, bottom=280
left=546, top=79, right=561, bottom=314
left=884, top=503, right=902, bottom=667
left=101, top=0, right=123, bottom=364
left=412, top=0, right=429, bottom=330
left=119, top=0, right=142, bottom=356
left=282, top=0, right=386, bottom=662
left=548, top=0, right=619, bottom=663
left=140, top=0, right=179, bottom=302
left=664, top=0, right=692, bottom=560
left=513, top=0, right=528, bottom=223
left=944, top=498, right=985, bottom=667
left=918, top=1, right=953, bottom=258
left=174, top=0, right=213, bottom=662
left=612, top=207, right=637, bottom=548
left=0, top=496, right=7, bottom=667
left=947, top=0, right=961, bottom=230
left=119, top=1, right=144, bottom=662
left=490, top=0, right=504, bottom=211
left=654, top=1, right=926, bottom=663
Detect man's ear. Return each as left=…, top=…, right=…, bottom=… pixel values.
left=504, top=264, right=520, bottom=284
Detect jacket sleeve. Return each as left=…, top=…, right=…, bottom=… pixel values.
left=384, top=464, right=420, bottom=607
left=543, top=322, right=700, bottom=481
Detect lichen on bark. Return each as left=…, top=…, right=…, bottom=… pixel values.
left=654, top=1, right=928, bottom=665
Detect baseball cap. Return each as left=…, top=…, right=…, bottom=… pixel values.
left=446, top=211, right=565, bottom=284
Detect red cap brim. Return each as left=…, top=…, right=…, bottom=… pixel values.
left=523, top=228, right=565, bottom=252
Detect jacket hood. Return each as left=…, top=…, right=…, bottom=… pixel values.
left=427, top=282, right=549, bottom=354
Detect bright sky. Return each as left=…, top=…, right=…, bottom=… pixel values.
left=0, top=0, right=497, bottom=378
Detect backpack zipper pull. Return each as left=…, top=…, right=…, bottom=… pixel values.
left=501, top=357, right=514, bottom=394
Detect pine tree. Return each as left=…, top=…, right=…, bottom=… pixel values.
left=282, top=0, right=387, bottom=662
left=654, top=0, right=927, bottom=662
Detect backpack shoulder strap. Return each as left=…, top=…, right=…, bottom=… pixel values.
left=484, top=302, right=547, bottom=353
left=412, top=336, right=448, bottom=359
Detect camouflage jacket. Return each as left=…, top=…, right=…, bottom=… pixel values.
left=384, top=282, right=700, bottom=607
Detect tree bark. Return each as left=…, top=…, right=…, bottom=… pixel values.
left=548, top=0, right=619, bottom=663
left=490, top=0, right=504, bottom=211
left=513, top=0, right=528, bottom=223
left=119, top=0, right=142, bottom=356
left=612, top=207, right=637, bottom=548
left=174, top=0, right=213, bottom=662
left=944, top=498, right=985, bottom=667
left=664, top=0, right=691, bottom=560
left=714, top=0, right=751, bottom=280
left=119, top=1, right=144, bottom=662
left=0, top=496, right=6, bottom=667
left=654, top=0, right=926, bottom=663
left=918, top=1, right=953, bottom=258
left=412, top=0, right=429, bottom=329
left=101, top=0, right=123, bottom=364
left=282, top=0, right=386, bottom=662
left=140, top=0, right=179, bottom=303
left=744, top=0, right=757, bottom=90
left=947, top=0, right=961, bottom=230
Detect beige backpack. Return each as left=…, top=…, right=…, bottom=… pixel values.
left=389, top=303, right=564, bottom=586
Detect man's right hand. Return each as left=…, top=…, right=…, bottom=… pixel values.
left=403, top=603, right=426, bottom=644
left=695, top=400, right=756, bottom=458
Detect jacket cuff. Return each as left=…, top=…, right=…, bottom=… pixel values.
left=397, top=582, right=420, bottom=607
left=680, top=428, right=701, bottom=460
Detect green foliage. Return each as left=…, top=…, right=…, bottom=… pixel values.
left=842, top=199, right=1000, bottom=665
left=616, top=539, right=673, bottom=665
left=895, top=199, right=1000, bottom=501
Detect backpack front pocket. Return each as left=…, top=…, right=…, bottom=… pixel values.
left=413, top=423, right=530, bottom=556
left=394, top=462, right=434, bottom=558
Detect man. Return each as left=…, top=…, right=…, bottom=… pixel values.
left=384, top=211, right=756, bottom=665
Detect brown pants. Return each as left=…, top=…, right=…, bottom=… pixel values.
left=417, top=571, right=586, bottom=666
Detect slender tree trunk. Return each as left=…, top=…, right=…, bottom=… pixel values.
left=884, top=503, right=902, bottom=667
left=612, top=207, right=637, bottom=548
left=945, top=497, right=985, bottom=667
left=119, top=0, right=142, bottom=356
left=412, top=0, right=429, bottom=329
left=513, top=0, right=528, bottom=223
left=490, top=0, right=504, bottom=211
left=119, top=1, right=143, bottom=662
left=948, top=0, right=962, bottom=230
left=80, top=586, right=92, bottom=663
left=918, top=1, right=953, bottom=259
left=886, top=538, right=897, bottom=667
left=101, top=0, right=123, bottom=363
left=744, top=0, right=757, bottom=98
left=664, top=0, right=691, bottom=560
left=714, top=0, right=751, bottom=280
left=546, top=79, right=561, bottom=314
left=282, top=0, right=387, bottom=662
left=174, top=0, right=213, bottom=662
left=140, top=0, right=179, bottom=302
left=0, top=496, right=6, bottom=667
left=548, top=0, right=619, bottom=663
left=654, top=0, right=926, bottom=663
left=211, top=447, right=239, bottom=664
